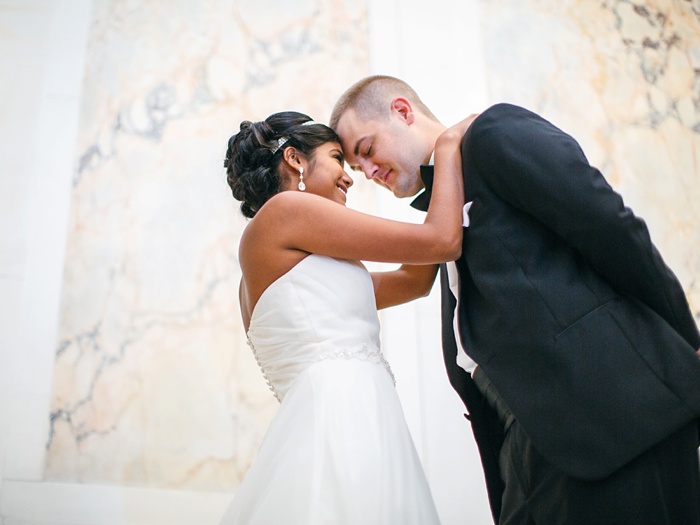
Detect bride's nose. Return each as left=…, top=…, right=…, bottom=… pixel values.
left=342, top=172, right=354, bottom=187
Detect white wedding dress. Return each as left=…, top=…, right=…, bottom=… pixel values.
left=219, top=254, right=441, bottom=525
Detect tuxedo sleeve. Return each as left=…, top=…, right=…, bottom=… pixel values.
left=466, top=103, right=700, bottom=349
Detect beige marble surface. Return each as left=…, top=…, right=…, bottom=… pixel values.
left=47, top=0, right=370, bottom=490
left=480, top=0, right=700, bottom=316
left=46, top=0, right=700, bottom=494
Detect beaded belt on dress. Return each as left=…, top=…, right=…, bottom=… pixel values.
left=246, top=339, right=396, bottom=402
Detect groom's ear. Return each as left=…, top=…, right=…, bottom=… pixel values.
left=390, top=97, right=415, bottom=125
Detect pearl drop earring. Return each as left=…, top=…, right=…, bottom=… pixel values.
left=298, top=167, right=306, bottom=191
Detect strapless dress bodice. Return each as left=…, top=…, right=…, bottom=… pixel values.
left=246, top=254, right=393, bottom=401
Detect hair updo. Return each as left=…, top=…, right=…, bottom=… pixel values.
left=224, top=111, right=340, bottom=218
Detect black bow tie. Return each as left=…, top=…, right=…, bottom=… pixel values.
left=410, top=165, right=435, bottom=212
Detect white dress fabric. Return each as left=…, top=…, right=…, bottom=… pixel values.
left=219, top=254, right=441, bottom=525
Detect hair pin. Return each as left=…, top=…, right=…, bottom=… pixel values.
left=270, top=121, right=319, bottom=154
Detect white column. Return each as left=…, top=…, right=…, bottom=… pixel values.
left=365, top=1, right=492, bottom=524
left=2, top=0, right=93, bottom=484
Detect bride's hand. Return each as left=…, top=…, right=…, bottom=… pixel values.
left=436, top=113, right=480, bottom=146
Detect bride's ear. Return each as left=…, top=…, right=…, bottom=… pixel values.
left=279, top=147, right=308, bottom=191
left=282, top=147, right=304, bottom=172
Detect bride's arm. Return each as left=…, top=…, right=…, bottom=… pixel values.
left=371, top=264, right=439, bottom=310
left=256, top=115, right=476, bottom=265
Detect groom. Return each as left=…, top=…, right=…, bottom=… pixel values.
left=330, top=75, right=700, bottom=524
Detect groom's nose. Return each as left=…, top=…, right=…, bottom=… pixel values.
left=357, top=158, right=377, bottom=180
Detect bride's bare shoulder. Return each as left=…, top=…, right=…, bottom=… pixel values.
left=245, top=191, right=331, bottom=234
left=239, top=192, right=309, bottom=251
left=261, top=190, right=325, bottom=213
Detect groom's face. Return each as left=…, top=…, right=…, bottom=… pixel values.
left=334, top=109, right=425, bottom=199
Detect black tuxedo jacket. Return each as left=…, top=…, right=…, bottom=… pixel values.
left=413, top=103, right=700, bottom=521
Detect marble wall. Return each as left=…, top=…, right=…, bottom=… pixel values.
left=45, top=0, right=371, bottom=491
left=480, top=0, right=700, bottom=315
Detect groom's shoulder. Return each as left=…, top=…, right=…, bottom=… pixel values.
left=479, top=102, right=541, bottom=123
left=470, top=103, right=549, bottom=143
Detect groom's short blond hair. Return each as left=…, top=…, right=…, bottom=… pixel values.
left=330, top=75, right=438, bottom=129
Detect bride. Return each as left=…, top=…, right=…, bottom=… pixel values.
left=219, top=110, right=475, bottom=524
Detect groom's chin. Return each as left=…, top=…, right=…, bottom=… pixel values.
left=367, top=174, right=423, bottom=199
left=391, top=183, right=425, bottom=200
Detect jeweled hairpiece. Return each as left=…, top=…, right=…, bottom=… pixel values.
left=270, top=120, right=319, bottom=154
left=271, top=137, right=289, bottom=155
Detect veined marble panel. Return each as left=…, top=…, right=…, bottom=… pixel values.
left=45, top=0, right=700, bottom=498
left=47, top=0, right=370, bottom=490
left=480, top=0, right=700, bottom=318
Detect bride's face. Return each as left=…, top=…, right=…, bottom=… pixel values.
left=304, top=142, right=354, bottom=205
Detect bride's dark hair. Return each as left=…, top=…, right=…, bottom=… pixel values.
left=224, top=111, right=340, bottom=218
